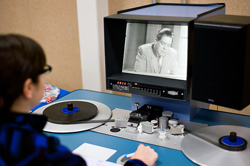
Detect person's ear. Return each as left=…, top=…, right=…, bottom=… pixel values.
left=23, top=78, right=33, bottom=99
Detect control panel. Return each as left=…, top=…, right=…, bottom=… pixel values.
left=108, top=80, right=185, bottom=100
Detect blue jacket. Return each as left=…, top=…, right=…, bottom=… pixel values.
left=0, top=112, right=146, bottom=166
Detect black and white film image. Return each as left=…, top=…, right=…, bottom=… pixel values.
left=122, top=23, right=188, bottom=80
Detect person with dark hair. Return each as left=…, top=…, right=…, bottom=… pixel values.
left=0, top=34, right=158, bottom=166
left=134, top=28, right=179, bottom=75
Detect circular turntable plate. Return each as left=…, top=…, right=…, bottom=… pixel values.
left=181, top=125, right=250, bottom=166
left=32, top=100, right=112, bottom=133
left=43, top=101, right=98, bottom=124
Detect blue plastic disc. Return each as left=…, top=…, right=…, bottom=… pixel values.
left=221, top=136, right=245, bottom=146
left=62, top=107, right=79, bottom=114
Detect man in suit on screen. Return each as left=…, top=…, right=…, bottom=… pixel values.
left=134, top=28, right=179, bottom=75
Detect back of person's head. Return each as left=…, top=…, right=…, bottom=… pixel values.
left=0, top=34, right=46, bottom=112
left=156, top=28, right=173, bottom=41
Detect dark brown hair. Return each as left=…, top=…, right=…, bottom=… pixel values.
left=0, top=34, right=46, bottom=112
left=156, top=28, right=173, bottom=41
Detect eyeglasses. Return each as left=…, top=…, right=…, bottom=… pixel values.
left=40, top=65, right=52, bottom=76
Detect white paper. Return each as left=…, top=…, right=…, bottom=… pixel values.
left=82, top=155, right=122, bottom=166
left=73, top=143, right=117, bottom=161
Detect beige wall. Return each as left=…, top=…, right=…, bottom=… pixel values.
left=0, top=0, right=250, bottom=115
left=0, top=0, right=82, bottom=91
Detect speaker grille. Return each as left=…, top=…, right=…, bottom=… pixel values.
left=192, top=15, right=250, bottom=110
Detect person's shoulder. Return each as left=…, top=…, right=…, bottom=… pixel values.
left=169, top=47, right=177, bottom=54
left=138, top=43, right=153, bottom=49
left=138, top=43, right=154, bottom=55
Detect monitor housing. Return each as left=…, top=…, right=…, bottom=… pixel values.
left=105, top=3, right=225, bottom=101
left=105, top=15, right=193, bottom=101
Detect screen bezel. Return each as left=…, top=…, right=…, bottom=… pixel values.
left=104, top=14, right=194, bottom=101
